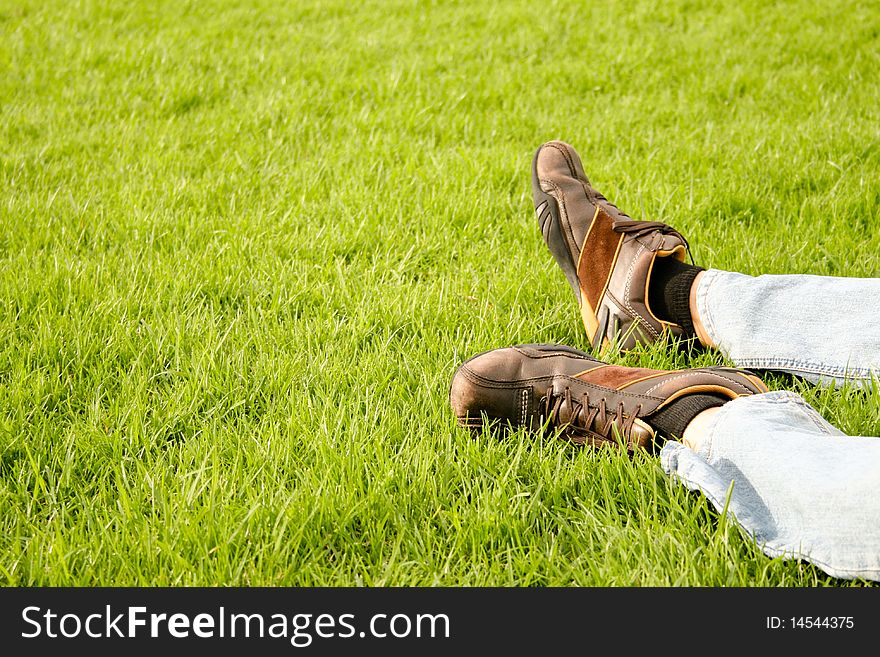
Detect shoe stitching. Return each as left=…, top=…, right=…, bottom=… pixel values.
left=554, top=375, right=663, bottom=402
left=540, top=178, right=580, bottom=261
left=547, top=142, right=579, bottom=180
left=622, top=241, right=660, bottom=340
left=603, top=290, right=638, bottom=336
left=458, top=366, right=555, bottom=388
left=641, top=370, right=754, bottom=396
left=545, top=143, right=607, bottom=209
left=460, top=366, right=663, bottom=402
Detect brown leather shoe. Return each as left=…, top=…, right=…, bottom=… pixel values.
left=532, top=140, right=693, bottom=351
left=449, top=344, right=768, bottom=450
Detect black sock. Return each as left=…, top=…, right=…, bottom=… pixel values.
left=647, top=393, right=726, bottom=442
left=648, top=257, right=703, bottom=336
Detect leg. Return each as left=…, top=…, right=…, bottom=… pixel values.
left=663, top=391, right=880, bottom=582
left=449, top=343, right=767, bottom=450
left=690, top=269, right=880, bottom=386
left=531, top=140, right=880, bottom=385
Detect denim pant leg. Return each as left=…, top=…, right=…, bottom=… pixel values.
left=660, top=391, right=880, bottom=581
left=695, top=269, right=880, bottom=385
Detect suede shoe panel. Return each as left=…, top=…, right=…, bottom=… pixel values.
left=577, top=365, right=666, bottom=390
left=577, top=206, right=624, bottom=312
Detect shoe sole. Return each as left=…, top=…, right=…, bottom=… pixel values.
left=532, top=146, right=582, bottom=303
left=531, top=146, right=608, bottom=350
left=460, top=411, right=649, bottom=451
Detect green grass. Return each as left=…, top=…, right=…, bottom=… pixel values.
left=2, top=0, right=879, bottom=586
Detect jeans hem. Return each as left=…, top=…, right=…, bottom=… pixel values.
left=661, top=441, right=880, bottom=582
left=695, top=268, right=724, bottom=351
left=695, top=269, right=880, bottom=384
left=723, top=357, right=879, bottom=381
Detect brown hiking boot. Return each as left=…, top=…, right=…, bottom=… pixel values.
left=449, top=344, right=768, bottom=451
left=532, top=140, right=693, bottom=351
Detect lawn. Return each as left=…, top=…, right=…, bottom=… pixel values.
left=2, top=0, right=879, bottom=586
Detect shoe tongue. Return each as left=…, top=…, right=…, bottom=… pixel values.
left=575, top=365, right=665, bottom=390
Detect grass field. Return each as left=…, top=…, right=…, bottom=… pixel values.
left=2, top=0, right=879, bottom=586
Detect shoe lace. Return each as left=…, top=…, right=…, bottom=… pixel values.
left=591, top=190, right=694, bottom=264
left=540, top=386, right=642, bottom=444
left=612, top=219, right=695, bottom=264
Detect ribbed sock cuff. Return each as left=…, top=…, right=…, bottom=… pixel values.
left=647, top=393, right=726, bottom=441
left=664, top=263, right=703, bottom=337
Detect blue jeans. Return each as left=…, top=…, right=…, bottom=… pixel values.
left=661, top=269, right=880, bottom=582
left=694, top=269, right=880, bottom=385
